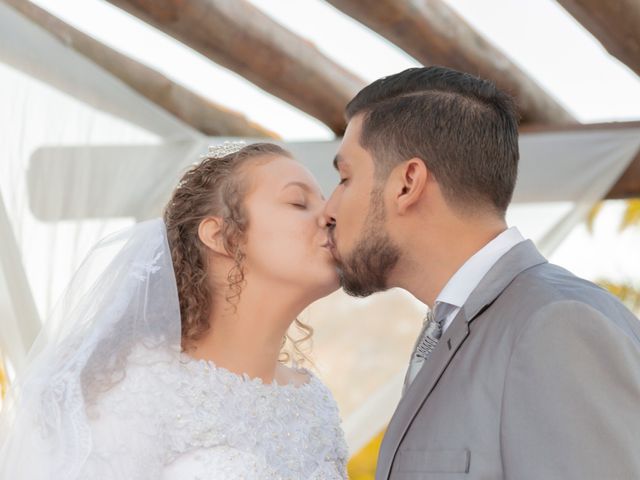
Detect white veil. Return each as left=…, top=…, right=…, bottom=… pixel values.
left=0, top=218, right=182, bottom=479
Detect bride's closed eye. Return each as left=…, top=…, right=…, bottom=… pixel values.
left=285, top=190, right=307, bottom=209
left=279, top=179, right=325, bottom=213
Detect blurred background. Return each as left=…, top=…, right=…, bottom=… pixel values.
left=1, top=1, right=639, bottom=478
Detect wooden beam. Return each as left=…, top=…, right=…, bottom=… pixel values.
left=521, top=121, right=640, bottom=199
left=0, top=1, right=185, bottom=138
left=519, top=120, right=640, bottom=134
left=105, top=0, right=366, bottom=135
left=4, top=0, right=277, bottom=138
left=608, top=149, right=640, bottom=199
left=326, top=0, right=575, bottom=125
left=557, top=0, right=640, bottom=77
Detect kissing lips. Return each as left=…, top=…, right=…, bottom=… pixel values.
left=324, top=233, right=341, bottom=262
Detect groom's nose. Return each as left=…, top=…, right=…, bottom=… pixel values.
left=319, top=208, right=336, bottom=229
left=321, top=193, right=338, bottom=228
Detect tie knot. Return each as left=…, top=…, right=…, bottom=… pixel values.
left=431, top=302, right=456, bottom=328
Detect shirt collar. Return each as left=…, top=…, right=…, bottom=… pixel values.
left=435, top=227, right=526, bottom=310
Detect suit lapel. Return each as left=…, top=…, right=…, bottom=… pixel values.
left=376, top=240, right=547, bottom=480
left=376, top=308, right=472, bottom=480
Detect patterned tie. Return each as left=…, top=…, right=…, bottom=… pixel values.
left=402, top=303, right=453, bottom=394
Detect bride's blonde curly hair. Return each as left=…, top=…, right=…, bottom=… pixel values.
left=162, top=143, right=313, bottom=365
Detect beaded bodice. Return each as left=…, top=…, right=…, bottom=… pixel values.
left=85, top=345, right=348, bottom=480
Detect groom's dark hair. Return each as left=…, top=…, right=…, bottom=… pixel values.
left=345, top=66, right=519, bottom=217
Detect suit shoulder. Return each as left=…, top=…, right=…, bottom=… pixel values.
left=500, top=262, right=640, bottom=344
left=504, top=261, right=619, bottom=310
left=510, top=262, right=601, bottom=298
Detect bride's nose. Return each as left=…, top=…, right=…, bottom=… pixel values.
left=317, top=205, right=333, bottom=229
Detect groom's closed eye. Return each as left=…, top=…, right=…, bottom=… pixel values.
left=333, top=155, right=351, bottom=186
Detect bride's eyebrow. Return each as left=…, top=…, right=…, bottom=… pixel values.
left=281, top=182, right=325, bottom=201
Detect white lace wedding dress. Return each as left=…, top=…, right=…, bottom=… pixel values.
left=0, top=219, right=347, bottom=479
left=79, top=344, right=349, bottom=479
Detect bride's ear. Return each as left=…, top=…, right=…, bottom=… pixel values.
left=198, top=217, right=230, bottom=257
left=395, top=158, right=428, bottom=215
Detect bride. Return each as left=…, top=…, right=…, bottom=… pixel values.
left=0, top=142, right=348, bottom=479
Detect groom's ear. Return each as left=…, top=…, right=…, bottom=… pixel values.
left=198, top=216, right=230, bottom=257
left=394, top=158, right=428, bottom=215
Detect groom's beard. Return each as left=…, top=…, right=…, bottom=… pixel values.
left=335, top=190, right=400, bottom=297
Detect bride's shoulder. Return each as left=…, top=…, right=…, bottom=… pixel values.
left=276, top=364, right=332, bottom=397
left=277, top=363, right=313, bottom=387
left=89, top=343, right=182, bottom=410
left=279, top=365, right=340, bottom=409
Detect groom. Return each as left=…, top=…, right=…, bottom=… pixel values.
left=324, top=66, right=640, bottom=479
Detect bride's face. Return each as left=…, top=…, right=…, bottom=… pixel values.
left=241, top=155, right=339, bottom=299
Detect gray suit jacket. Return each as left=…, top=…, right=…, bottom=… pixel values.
left=377, top=240, right=640, bottom=480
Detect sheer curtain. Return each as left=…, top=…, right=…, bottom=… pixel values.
left=0, top=1, right=201, bottom=378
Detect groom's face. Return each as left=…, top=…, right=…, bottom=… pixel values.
left=324, top=115, right=400, bottom=297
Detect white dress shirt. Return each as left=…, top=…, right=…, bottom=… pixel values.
left=435, top=227, right=526, bottom=333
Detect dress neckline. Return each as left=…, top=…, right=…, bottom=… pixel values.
left=178, top=351, right=315, bottom=391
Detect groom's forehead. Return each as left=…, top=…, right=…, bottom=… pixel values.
left=333, top=115, right=369, bottom=171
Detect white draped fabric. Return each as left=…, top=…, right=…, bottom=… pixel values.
left=1, top=0, right=639, bottom=454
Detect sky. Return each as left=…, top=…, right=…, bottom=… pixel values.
left=26, top=0, right=640, bottom=288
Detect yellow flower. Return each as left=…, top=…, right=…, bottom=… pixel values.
left=347, top=430, right=385, bottom=480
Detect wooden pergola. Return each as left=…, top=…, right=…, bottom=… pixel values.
left=4, top=0, right=640, bottom=198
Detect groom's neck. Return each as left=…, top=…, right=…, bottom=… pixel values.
left=391, top=218, right=507, bottom=308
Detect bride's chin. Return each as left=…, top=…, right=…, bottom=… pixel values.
left=321, top=275, right=341, bottom=297
left=307, top=273, right=340, bottom=300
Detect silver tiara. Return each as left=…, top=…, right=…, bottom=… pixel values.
left=201, top=140, right=247, bottom=160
